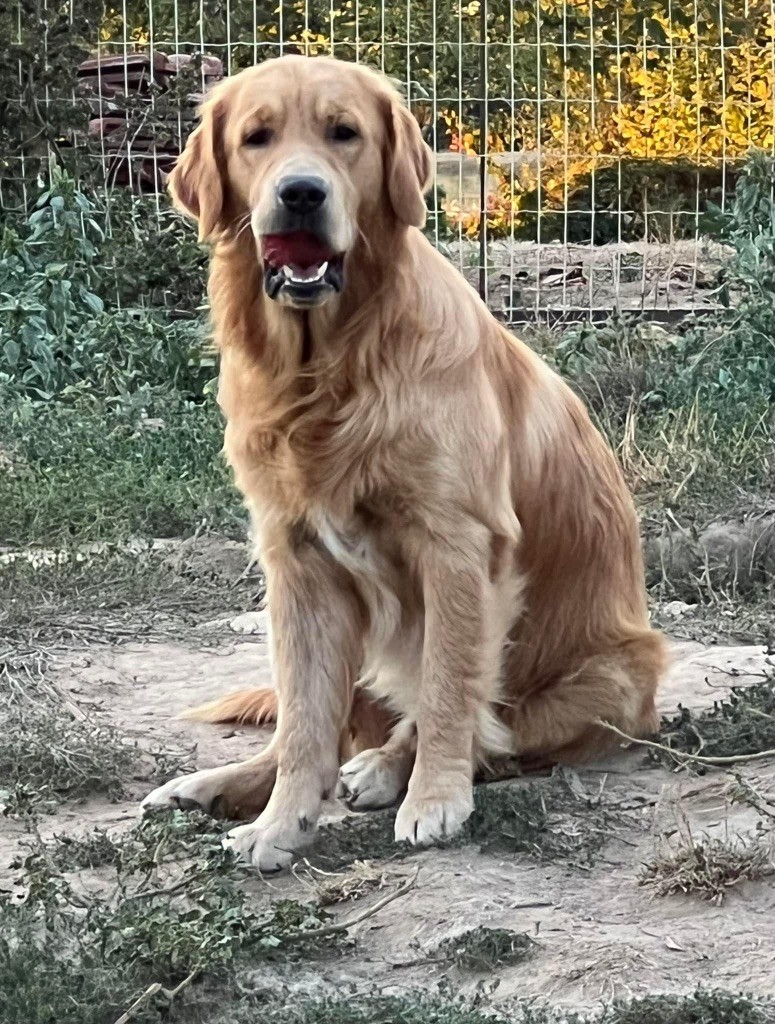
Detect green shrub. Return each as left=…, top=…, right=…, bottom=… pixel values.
left=680, top=150, right=775, bottom=407
left=99, top=190, right=207, bottom=313
left=0, top=169, right=235, bottom=545
left=0, top=168, right=211, bottom=403
left=551, top=152, right=775, bottom=416
left=514, top=160, right=726, bottom=245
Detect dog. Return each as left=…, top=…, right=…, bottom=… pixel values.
left=142, top=55, right=667, bottom=871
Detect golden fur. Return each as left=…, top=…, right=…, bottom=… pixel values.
left=143, top=55, right=666, bottom=870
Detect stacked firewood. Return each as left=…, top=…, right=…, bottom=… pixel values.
left=77, top=51, right=222, bottom=192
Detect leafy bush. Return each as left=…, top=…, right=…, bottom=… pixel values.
left=470, top=160, right=727, bottom=245
left=536, top=151, right=774, bottom=516
left=701, top=150, right=775, bottom=404
left=0, top=168, right=211, bottom=403
left=0, top=169, right=241, bottom=546
left=99, top=189, right=207, bottom=313
left=550, top=151, right=775, bottom=414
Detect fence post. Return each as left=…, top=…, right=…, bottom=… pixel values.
left=478, top=0, right=488, bottom=302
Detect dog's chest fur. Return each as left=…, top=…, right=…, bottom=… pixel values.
left=226, top=365, right=428, bottom=711
left=312, top=506, right=424, bottom=714
left=243, top=376, right=420, bottom=528
left=242, top=394, right=407, bottom=547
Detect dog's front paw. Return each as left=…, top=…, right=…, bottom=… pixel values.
left=223, top=813, right=315, bottom=873
left=394, top=782, right=474, bottom=846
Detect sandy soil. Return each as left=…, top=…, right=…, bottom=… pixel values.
left=3, top=617, right=774, bottom=1011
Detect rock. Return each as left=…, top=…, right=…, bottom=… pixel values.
left=662, top=600, right=697, bottom=619
left=228, top=609, right=269, bottom=635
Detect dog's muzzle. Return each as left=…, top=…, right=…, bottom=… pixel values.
left=260, top=175, right=345, bottom=307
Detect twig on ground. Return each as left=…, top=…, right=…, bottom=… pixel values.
left=112, top=967, right=200, bottom=1024
left=286, top=866, right=419, bottom=941
left=597, top=719, right=775, bottom=766
left=123, top=876, right=190, bottom=902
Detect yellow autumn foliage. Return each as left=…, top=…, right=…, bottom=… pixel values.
left=98, top=0, right=773, bottom=239
left=445, top=1, right=775, bottom=236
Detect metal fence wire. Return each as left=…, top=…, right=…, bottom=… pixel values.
left=7, top=0, right=775, bottom=321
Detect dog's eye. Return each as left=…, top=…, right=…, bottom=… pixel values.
left=244, top=127, right=272, bottom=147
left=329, top=124, right=359, bottom=143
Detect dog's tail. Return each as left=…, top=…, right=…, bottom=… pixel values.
left=183, top=687, right=278, bottom=726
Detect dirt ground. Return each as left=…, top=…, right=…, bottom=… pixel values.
left=449, top=237, right=732, bottom=321
left=3, top=604, right=774, bottom=1013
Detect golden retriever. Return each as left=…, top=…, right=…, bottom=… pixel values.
left=142, top=55, right=666, bottom=870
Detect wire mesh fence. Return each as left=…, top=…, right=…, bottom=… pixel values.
left=4, top=0, right=775, bottom=321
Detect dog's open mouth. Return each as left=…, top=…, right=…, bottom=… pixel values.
left=262, top=231, right=345, bottom=306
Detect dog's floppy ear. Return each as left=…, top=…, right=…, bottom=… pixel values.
left=385, top=100, right=433, bottom=227
left=169, top=98, right=227, bottom=243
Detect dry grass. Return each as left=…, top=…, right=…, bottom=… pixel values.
left=640, top=831, right=775, bottom=904
left=0, top=646, right=188, bottom=817
left=292, top=859, right=393, bottom=907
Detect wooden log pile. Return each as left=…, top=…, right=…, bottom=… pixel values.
left=77, top=51, right=223, bottom=192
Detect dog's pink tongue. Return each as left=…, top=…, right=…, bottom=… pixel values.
left=262, top=231, right=334, bottom=270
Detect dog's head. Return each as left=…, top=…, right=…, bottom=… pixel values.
left=169, top=56, right=432, bottom=309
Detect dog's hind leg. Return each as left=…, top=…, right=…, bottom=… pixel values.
left=509, top=631, right=666, bottom=764
left=146, top=681, right=393, bottom=822
left=141, top=748, right=278, bottom=820
left=337, top=716, right=416, bottom=810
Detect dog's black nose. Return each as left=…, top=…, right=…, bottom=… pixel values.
left=278, top=176, right=328, bottom=214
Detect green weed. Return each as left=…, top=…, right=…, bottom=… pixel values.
left=227, top=990, right=775, bottom=1024
left=434, top=927, right=535, bottom=971
left=312, top=777, right=609, bottom=870
left=247, top=994, right=512, bottom=1024
left=1, top=810, right=339, bottom=1024
left=0, top=394, right=241, bottom=547
left=657, top=671, right=775, bottom=763
left=597, top=990, right=775, bottom=1024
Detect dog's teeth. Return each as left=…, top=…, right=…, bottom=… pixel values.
left=282, top=262, right=329, bottom=285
